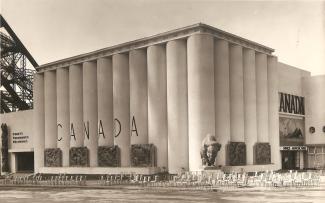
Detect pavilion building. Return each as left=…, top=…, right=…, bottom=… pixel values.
left=1, top=23, right=324, bottom=174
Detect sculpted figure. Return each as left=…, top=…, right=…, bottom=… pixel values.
left=200, top=134, right=221, bottom=167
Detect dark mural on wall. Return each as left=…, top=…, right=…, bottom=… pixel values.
left=44, top=148, right=62, bottom=167
left=1, top=123, right=9, bottom=172
left=279, top=117, right=304, bottom=146
left=69, top=147, right=89, bottom=167
left=131, top=144, right=156, bottom=167
left=227, top=142, right=246, bottom=166
left=98, top=145, right=120, bottom=167
left=254, top=143, right=271, bottom=164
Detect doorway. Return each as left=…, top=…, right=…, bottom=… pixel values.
left=16, top=152, right=34, bottom=172
left=281, top=151, right=297, bottom=170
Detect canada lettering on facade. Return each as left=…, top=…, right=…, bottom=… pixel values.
left=57, top=124, right=63, bottom=141
left=114, top=118, right=121, bottom=138
left=279, top=92, right=305, bottom=115
left=98, top=120, right=105, bottom=138
left=131, top=116, right=139, bottom=137
left=84, top=121, right=89, bottom=139
left=59, top=117, right=139, bottom=142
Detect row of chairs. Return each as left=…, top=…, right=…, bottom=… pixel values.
left=45, top=175, right=87, bottom=186
left=251, top=171, right=320, bottom=187
left=0, top=171, right=321, bottom=188
left=0, top=174, right=40, bottom=185
left=0, top=174, right=86, bottom=186
left=98, top=174, right=160, bottom=186
left=166, top=170, right=321, bottom=188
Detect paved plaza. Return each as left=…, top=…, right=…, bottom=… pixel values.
left=1, top=185, right=325, bottom=203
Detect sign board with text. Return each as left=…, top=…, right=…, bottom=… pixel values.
left=279, top=92, right=305, bottom=115
left=280, top=146, right=307, bottom=151
left=12, top=132, right=29, bottom=144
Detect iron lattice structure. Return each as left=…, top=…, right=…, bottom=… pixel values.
left=0, top=15, right=38, bottom=113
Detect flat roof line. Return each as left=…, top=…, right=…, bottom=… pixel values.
left=37, top=23, right=275, bottom=72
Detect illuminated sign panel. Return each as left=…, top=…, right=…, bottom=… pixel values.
left=280, top=146, right=307, bottom=151
left=279, top=92, right=305, bottom=115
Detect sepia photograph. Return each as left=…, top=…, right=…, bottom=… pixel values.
left=0, top=0, right=325, bottom=202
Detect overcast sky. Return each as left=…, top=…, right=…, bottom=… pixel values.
left=1, top=0, right=324, bottom=75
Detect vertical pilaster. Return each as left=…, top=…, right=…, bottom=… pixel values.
left=187, top=34, right=215, bottom=171
left=256, top=53, right=269, bottom=143
left=113, top=53, right=130, bottom=167
left=268, top=56, right=280, bottom=168
left=147, top=45, right=168, bottom=168
left=167, top=39, right=188, bottom=173
left=214, top=39, right=230, bottom=166
left=33, top=73, right=45, bottom=173
left=69, top=64, right=83, bottom=147
left=229, top=44, right=245, bottom=142
left=44, top=71, right=57, bottom=149
left=304, top=76, right=325, bottom=144
left=97, top=57, right=114, bottom=146
left=83, top=61, right=98, bottom=167
left=129, top=49, right=148, bottom=144
left=243, top=49, right=257, bottom=165
left=57, top=68, right=70, bottom=166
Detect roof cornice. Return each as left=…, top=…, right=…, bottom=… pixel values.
left=37, top=23, right=275, bottom=72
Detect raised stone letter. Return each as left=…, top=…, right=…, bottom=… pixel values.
left=70, top=123, right=76, bottom=141
left=279, top=93, right=285, bottom=112
left=57, top=123, right=62, bottom=141
left=114, top=118, right=121, bottom=138
left=131, top=116, right=139, bottom=137
left=84, top=121, right=89, bottom=140
left=98, top=120, right=105, bottom=139
left=290, top=95, right=295, bottom=114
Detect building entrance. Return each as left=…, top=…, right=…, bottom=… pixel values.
left=281, top=151, right=297, bottom=170
left=16, top=152, right=34, bottom=172
left=281, top=150, right=305, bottom=170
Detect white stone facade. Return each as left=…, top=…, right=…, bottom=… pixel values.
left=1, top=23, right=324, bottom=174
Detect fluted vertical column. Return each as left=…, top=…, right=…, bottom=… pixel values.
left=147, top=45, right=168, bottom=168
left=243, top=49, right=257, bottom=165
left=97, top=57, right=114, bottom=146
left=69, top=64, right=84, bottom=147
left=229, top=44, right=245, bottom=142
left=44, top=71, right=57, bottom=149
left=57, top=68, right=70, bottom=167
left=33, top=73, right=45, bottom=173
left=167, top=39, right=188, bottom=173
left=256, top=53, right=269, bottom=143
left=129, top=49, right=148, bottom=144
left=83, top=61, right=98, bottom=167
left=113, top=54, right=130, bottom=167
left=268, top=56, right=280, bottom=168
left=214, top=39, right=230, bottom=167
left=188, top=34, right=215, bottom=171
